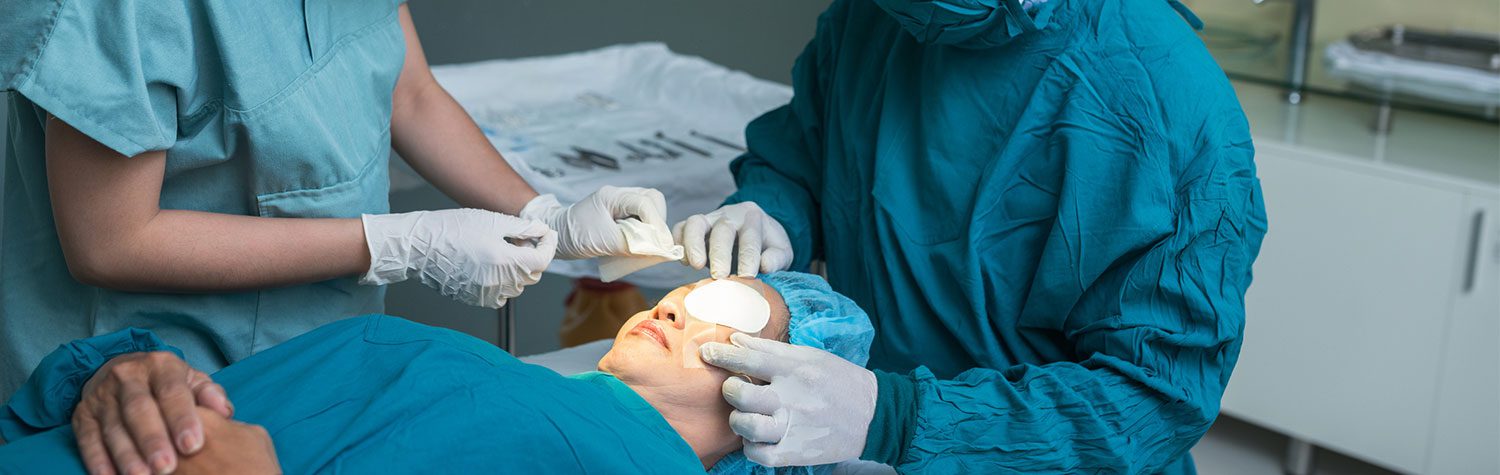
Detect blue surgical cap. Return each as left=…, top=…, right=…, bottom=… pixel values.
left=708, top=271, right=876, bottom=475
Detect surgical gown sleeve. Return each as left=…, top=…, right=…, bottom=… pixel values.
left=723, top=15, right=836, bottom=271
left=0, top=329, right=181, bottom=442
left=862, top=125, right=1267, bottom=472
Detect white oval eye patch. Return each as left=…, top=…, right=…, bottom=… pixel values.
left=683, top=279, right=770, bottom=334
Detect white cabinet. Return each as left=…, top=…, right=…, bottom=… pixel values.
left=1221, top=142, right=1499, bottom=474
left=1426, top=191, right=1500, bottom=475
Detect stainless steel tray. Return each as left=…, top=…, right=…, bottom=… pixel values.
left=1349, top=25, right=1500, bottom=72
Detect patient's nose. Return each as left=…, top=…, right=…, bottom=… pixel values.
left=653, top=302, right=685, bottom=329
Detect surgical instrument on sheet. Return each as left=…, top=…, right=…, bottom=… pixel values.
left=616, top=141, right=654, bottom=161
left=656, top=131, right=711, bottom=157
left=556, top=147, right=621, bottom=171
left=639, top=139, right=683, bottom=159
left=690, top=130, right=747, bottom=152
left=530, top=165, right=566, bottom=178
left=574, top=146, right=621, bottom=170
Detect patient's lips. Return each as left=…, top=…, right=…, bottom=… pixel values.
left=630, top=320, right=671, bottom=351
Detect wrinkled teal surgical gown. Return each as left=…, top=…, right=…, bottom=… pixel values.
left=0, top=1, right=404, bottom=398
left=724, top=0, right=1268, bottom=472
left=0, top=316, right=703, bottom=474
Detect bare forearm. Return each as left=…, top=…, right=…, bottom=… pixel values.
left=76, top=212, right=369, bottom=292
left=391, top=83, right=537, bottom=214
left=388, top=5, right=536, bottom=215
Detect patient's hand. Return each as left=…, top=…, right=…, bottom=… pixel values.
left=177, top=407, right=280, bottom=475
left=74, top=352, right=233, bottom=475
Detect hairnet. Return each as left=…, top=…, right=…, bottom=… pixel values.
left=709, top=271, right=875, bottom=475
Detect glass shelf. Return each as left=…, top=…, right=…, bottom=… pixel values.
left=1187, top=0, right=1500, bottom=124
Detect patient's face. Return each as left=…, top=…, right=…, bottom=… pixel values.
left=598, top=277, right=789, bottom=400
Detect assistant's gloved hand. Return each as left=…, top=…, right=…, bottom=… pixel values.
left=521, top=186, right=671, bottom=260
left=699, top=333, right=876, bottom=467
left=672, top=202, right=792, bottom=279
left=360, top=209, right=557, bottom=309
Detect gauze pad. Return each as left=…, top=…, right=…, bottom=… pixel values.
left=597, top=218, right=685, bottom=282
left=683, top=280, right=770, bottom=333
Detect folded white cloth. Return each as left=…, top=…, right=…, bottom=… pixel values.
left=598, top=218, right=685, bottom=282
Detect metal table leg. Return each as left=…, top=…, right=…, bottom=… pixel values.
left=1284, top=438, right=1316, bottom=475
left=498, top=303, right=515, bottom=353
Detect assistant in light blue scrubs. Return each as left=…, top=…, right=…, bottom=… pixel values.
left=0, top=1, right=407, bottom=396
left=723, top=0, right=1269, bottom=472
left=0, top=316, right=703, bottom=474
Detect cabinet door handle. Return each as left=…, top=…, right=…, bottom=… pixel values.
left=1461, top=209, right=1485, bottom=294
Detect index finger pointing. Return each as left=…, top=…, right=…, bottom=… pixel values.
left=698, top=341, right=783, bottom=381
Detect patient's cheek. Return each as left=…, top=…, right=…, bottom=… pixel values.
left=679, top=322, right=718, bottom=369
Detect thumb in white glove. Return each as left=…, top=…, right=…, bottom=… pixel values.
left=699, top=333, right=876, bottom=467
left=521, top=186, right=671, bottom=261
left=360, top=209, right=557, bottom=309
left=673, top=202, right=792, bottom=279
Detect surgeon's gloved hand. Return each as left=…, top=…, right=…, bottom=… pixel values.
left=699, top=333, right=876, bottom=467
left=360, top=209, right=557, bottom=309
left=673, top=202, right=792, bottom=279
left=521, top=186, right=671, bottom=260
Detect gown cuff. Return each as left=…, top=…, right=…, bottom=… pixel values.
left=861, top=369, right=917, bottom=466
left=0, top=329, right=181, bottom=441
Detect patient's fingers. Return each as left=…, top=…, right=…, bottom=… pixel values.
left=99, top=401, right=150, bottom=475
left=152, top=363, right=204, bottom=457
left=188, top=370, right=233, bottom=418
left=721, top=377, right=781, bottom=415
left=729, top=410, right=788, bottom=444
left=120, top=377, right=175, bottom=475
left=73, top=412, right=116, bottom=475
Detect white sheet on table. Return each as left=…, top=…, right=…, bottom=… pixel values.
left=394, top=43, right=794, bottom=288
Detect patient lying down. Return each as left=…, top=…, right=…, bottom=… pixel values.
left=0, top=272, right=873, bottom=474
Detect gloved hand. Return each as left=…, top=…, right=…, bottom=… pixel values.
left=360, top=209, right=557, bottom=309
left=672, top=202, right=792, bottom=279
left=521, top=186, right=671, bottom=260
left=699, top=333, right=876, bottom=467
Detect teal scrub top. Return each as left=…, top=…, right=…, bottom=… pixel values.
left=726, top=0, right=1268, bottom=472
left=0, top=0, right=406, bottom=398
left=0, top=316, right=705, bottom=474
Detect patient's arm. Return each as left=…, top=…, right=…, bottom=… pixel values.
left=177, top=407, right=281, bottom=475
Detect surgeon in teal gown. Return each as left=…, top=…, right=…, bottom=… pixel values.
left=682, top=0, right=1270, bottom=473
left=0, top=316, right=703, bottom=474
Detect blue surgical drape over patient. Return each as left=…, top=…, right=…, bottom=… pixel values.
left=723, top=0, right=1268, bottom=472
left=0, top=316, right=703, bottom=474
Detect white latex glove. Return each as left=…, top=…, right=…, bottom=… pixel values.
left=699, top=333, right=876, bottom=467
left=360, top=209, right=557, bottom=309
left=672, top=202, right=792, bottom=279
left=520, top=186, right=670, bottom=261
